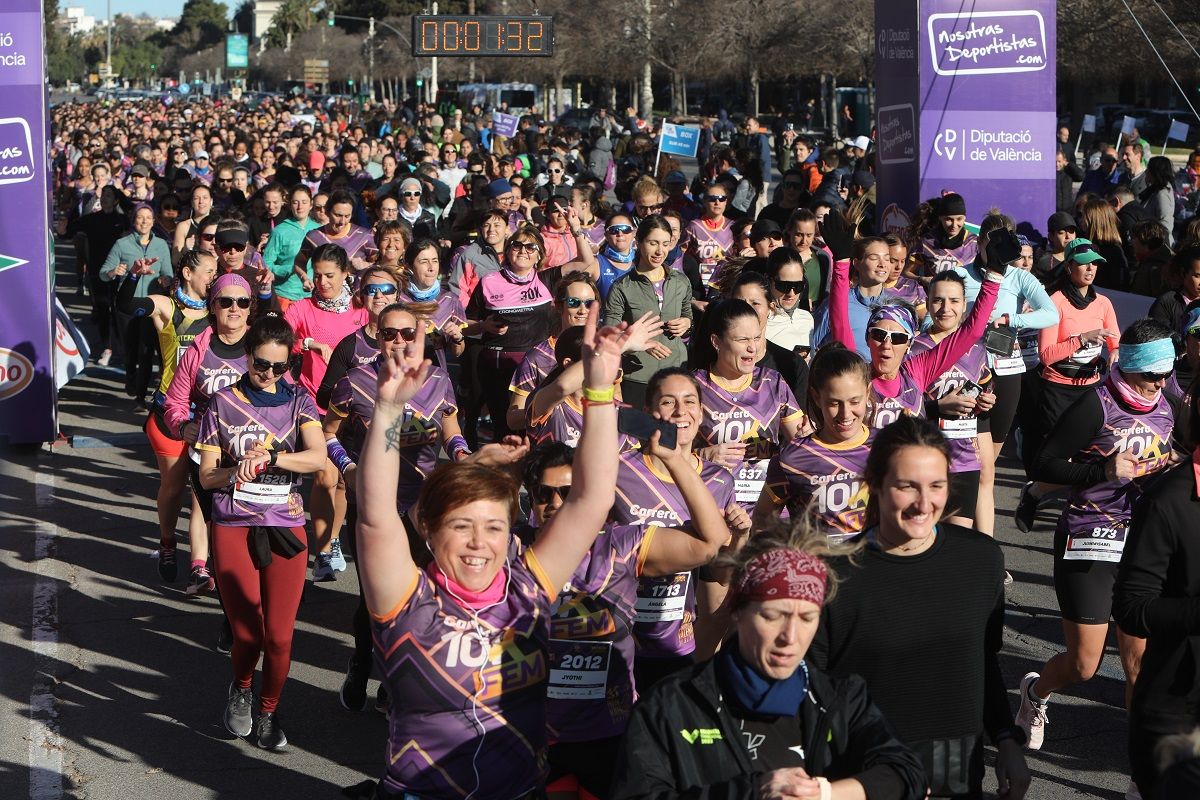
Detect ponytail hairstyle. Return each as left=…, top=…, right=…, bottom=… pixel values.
left=689, top=298, right=760, bottom=370
left=805, top=342, right=873, bottom=431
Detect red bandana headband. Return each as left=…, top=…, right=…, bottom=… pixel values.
left=730, top=548, right=828, bottom=608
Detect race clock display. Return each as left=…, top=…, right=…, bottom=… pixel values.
left=411, top=15, right=554, bottom=57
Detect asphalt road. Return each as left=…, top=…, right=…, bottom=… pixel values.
left=1, top=239, right=1134, bottom=799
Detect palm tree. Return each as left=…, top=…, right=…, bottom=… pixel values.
left=266, top=0, right=319, bottom=50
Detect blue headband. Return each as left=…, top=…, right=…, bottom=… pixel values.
left=1185, top=308, right=1200, bottom=334
left=868, top=304, right=917, bottom=336
left=1119, top=338, right=1176, bottom=374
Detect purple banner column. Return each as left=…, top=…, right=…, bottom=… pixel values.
left=875, top=0, right=1056, bottom=239
left=0, top=1, right=55, bottom=443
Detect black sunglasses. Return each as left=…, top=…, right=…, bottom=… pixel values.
left=868, top=327, right=911, bottom=346
left=1140, top=369, right=1173, bottom=382
left=252, top=356, right=289, bottom=376
left=705, top=195, right=727, bottom=203
left=214, top=296, right=251, bottom=309
left=606, top=224, right=634, bottom=235
left=199, top=233, right=216, bottom=242
left=637, top=203, right=664, bottom=214
left=217, top=241, right=246, bottom=252
left=378, top=326, right=418, bottom=343
left=564, top=297, right=595, bottom=309
left=773, top=279, right=805, bottom=295
left=533, top=483, right=570, bottom=504
left=783, top=182, right=804, bottom=190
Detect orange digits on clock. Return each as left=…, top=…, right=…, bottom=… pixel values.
left=421, top=20, right=437, bottom=50
left=506, top=20, right=522, bottom=51
left=443, top=20, right=459, bottom=49
left=527, top=21, right=543, bottom=51
left=464, top=20, right=480, bottom=51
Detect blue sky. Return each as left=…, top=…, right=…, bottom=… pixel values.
left=69, top=1, right=197, bottom=22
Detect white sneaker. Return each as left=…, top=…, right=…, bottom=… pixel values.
left=1015, top=671, right=1049, bottom=750
left=1125, top=779, right=1142, bottom=800
left=97, top=349, right=112, bottom=367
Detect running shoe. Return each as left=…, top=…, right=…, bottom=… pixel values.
left=339, top=655, right=371, bottom=712
left=329, top=538, right=347, bottom=572
left=312, top=552, right=336, bottom=582
left=223, top=683, right=255, bottom=738
left=186, top=564, right=215, bottom=595
left=1014, top=481, right=1040, bottom=533
left=254, top=712, right=288, bottom=750
left=157, top=545, right=178, bottom=582
left=97, top=349, right=112, bottom=367
left=1004, top=571, right=1014, bottom=586
left=216, top=618, right=233, bottom=654
left=1015, top=672, right=1049, bottom=750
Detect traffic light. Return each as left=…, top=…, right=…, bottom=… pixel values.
left=327, top=14, right=335, bottom=26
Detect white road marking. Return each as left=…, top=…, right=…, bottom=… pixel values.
left=29, top=472, right=63, bottom=800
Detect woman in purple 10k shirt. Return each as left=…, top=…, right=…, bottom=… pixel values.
left=354, top=306, right=627, bottom=800
left=196, top=315, right=327, bottom=751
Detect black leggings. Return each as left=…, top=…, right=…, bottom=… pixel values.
left=477, top=348, right=524, bottom=444
left=988, top=372, right=1022, bottom=445
left=1022, top=377, right=1093, bottom=478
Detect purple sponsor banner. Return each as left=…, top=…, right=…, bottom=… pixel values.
left=0, top=0, right=55, bottom=443
left=876, top=0, right=1056, bottom=239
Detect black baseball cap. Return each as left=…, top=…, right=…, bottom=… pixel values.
left=750, top=218, right=783, bottom=243
left=1048, top=211, right=1077, bottom=232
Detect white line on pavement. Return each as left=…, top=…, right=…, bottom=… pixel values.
left=29, top=472, right=62, bottom=800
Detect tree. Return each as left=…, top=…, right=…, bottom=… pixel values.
left=171, top=0, right=230, bottom=50
left=266, top=0, right=319, bottom=49
left=233, top=0, right=255, bottom=34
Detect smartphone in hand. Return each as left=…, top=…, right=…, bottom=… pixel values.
left=618, top=407, right=678, bottom=450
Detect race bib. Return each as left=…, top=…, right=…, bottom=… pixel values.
left=939, top=416, right=978, bottom=440
left=635, top=573, right=690, bottom=623
left=547, top=639, right=612, bottom=700
left=1020, top=334, right=1040, bottom=369
left=233, top=471, right=292, bottom=505
left=735, top=459, right=770, bottom=504
left=1070, top=342, right=1103, bottom=364
left=1062, top=525, right=1129, bottom=563
left=992, top=340, right=1026, bottom=376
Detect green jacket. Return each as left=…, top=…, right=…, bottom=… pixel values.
left=100, top=233, right=172, bottom=299
left=262, top=217, right=320, bottom=300
left=604, top=268, right=694, bottom=385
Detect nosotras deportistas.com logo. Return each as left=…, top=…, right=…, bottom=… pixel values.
left=0, top=118, right=35, bottom=186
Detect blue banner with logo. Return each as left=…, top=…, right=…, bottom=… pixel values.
left=0, top=0, right=55, bottom=443
left=659, top=123, right=700, bottom=158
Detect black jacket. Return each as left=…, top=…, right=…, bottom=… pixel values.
left=610, top=656, right=926, bottom=800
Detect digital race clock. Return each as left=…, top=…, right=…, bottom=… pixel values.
left=411, top=15, right=554, bottom=57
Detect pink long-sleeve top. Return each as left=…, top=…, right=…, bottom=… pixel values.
left=829, top=256, right=1000, bottom=397
left=283, top=297, right=369, bottom=403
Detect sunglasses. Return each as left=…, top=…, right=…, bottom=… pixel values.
left=533, top=483, right=570, bottom=504
left=509, top=241, right=540, bottom=253
left=401, top=191, right=422, bottom=198
left=214, top=296, right=251, bottom=309
left=705, top=195, right=727, bottom=203
left=252, top=356, right=290, bottom=376
left=637, top=203, right=664, bottom=214
left=217, top=177, right=233, bottom=183
left=774, top=279, right=805, bottom=295
left=217, top=241, right=246, bottom=252
left=564, top=297, right=595, bottom=309
left=1140, top=370, right=1173, bottom=382
left=606, top=224, right=635, bottom=235
left=783, top=182, right=804, bottom=190
left=868, top=327, right=911, bottom=346
left=199, top=233, right=216, bottom=242
left=313, top=205, right=327, bottom=212
left=362, top=283, right=398, bottom=297
left=378, top=326, right=418, bottom=343
left=548, top=168, right=563, bottom=174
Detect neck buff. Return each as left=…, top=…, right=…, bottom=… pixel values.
left=716, top=640, right=810, bottom=717
left=502, top=266, right=536, bottom=284
left=427, top=561, right=507, bottom=610
left=408, top=280, right=441, bottom=301
left=1059, top=278, right=1095, bottom=310
left=237, top=373, right=294, bottom=408
left=1108, top=367, right=1160, bottom=413
left=867, top=303, right=917, bottom=336
left=175, top=285, right=206, bottom=310
left=316, top=286, right=352, bottom=313
left=602, top=243, right=636, bottom=264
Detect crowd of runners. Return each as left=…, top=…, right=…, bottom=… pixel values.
left=49, top=91, right=1200, bottom=799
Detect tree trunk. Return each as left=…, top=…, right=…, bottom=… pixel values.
left=750, top=65, right=760, bottom=119
left=610, top=82, right=617, bottom=112
left=641, top=60, right=653, bottom=121
left=555, top=70, right=565, bottom=118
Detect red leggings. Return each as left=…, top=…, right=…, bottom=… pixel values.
left=212, top=524, right=307, bottom=714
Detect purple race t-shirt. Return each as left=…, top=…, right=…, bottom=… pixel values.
left=328, top=364, right=457, bottom=511
left=196, top=383, right=322, bottom=527
left=373, top=555, right=554, bottom=800
left=1058, top=385, right=1175, bottom=563
left=764, top=427, right=873, bottom=540
left=869, top=370, right=926, bottom=430
left=509, top=337, right=558, bottom=398
left=693, top=367, right=805, bottom=506
left=909, top=333, right=991, bottom=473
left=547, top=523, right=650, bottom=742
left=612, top=450, right=735, bottom=658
